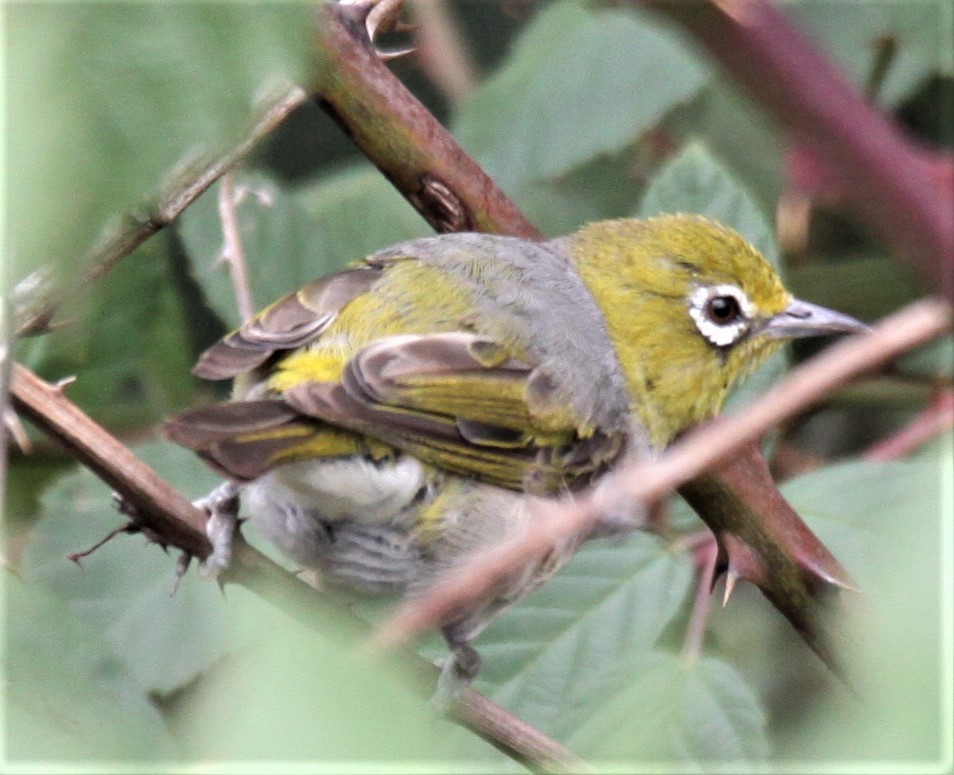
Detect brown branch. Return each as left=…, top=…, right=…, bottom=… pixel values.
left=10, top=363, right=211, bottom=556
left=313, top=2, right=539, bottom=238
left=376, top=298, right=952, bottom=650
left=7, top=360, right=581, bottom=772
left=216, top=172, right=256, bottom=321
left=640, top=0, right=954, bottom=301
left=13, top=83, right=308, bottom=337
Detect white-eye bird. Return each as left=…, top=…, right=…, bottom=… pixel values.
left=164, top=215, right=866, bottom=685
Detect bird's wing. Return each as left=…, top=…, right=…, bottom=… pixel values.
left=192, top=266, right=383, bottom=380
left=166, top=329, right=623, bottom=492
left=285, top=331, right=624, bottom=492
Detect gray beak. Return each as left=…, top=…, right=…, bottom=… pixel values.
left=762, top=298, right=870, bottom=340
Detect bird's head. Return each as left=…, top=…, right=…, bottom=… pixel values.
left=568, top=214, right=867, bottom=445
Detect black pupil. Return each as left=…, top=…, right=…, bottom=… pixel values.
left=708, top=296, right=740, bottom=324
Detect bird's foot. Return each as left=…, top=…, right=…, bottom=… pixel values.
left=194, top=481, right=243, bottom=581
left=431, top=642, right=481, bottom=713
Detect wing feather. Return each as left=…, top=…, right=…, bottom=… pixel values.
left=193, top=266, right=381, bottom=380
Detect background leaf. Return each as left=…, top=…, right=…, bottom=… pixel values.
left=7, top=3, right=314, bottom=292
left=453, top=0, right=708, bottom=193
left=566, top=653, right=768, bottom=764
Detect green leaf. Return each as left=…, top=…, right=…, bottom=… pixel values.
left=566, top=653, right=768, bottom=764
left=639, top=142, right=779, bottom=267
left=639, top=141, right=788, bottom=412
left=788, top=1, right=954, bottom=105
left=171, top=595, right=440, bottom=763
left=14, top=238, right=193, bottom=428
left=294, top=163, right=432, bottom=267
left=471, top=535, right=694, bottom=742
left=178, top=171, right=343, bottom=329
left=22, top=442, right=228, bottom=696
left=453, top=0, right=708, bottom=193
left=776, top=450, right=950, bottom=764
left=5, top=580, right=179, bottom=762
left=665, top=85, right=784, bottom=215
left=787, top=253, right=924, bottom=323
left=8, top=3, right=314, bottom=293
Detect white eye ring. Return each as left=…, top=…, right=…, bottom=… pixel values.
left=688, top=284, right=755, bottom=347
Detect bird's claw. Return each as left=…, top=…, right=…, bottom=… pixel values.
left=193, top=481, right=243, bottom=581
left=431, top=643, right=481, bottom=714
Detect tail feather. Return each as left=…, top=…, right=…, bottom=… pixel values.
left=162, top=400, right=367, bottom=480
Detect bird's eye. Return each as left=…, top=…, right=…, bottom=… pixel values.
left=706, top=295, right=742, bottom=325
left=688, top=284, right=753, bottom=348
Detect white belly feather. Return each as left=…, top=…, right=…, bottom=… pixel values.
left=242, top=455, right=428, bottom=592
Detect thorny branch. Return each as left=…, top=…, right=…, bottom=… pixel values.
left=313, top=1, right=539, bottom=238
left=13, top=84, right=308, bottom=338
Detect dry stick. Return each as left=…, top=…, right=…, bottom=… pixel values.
left=377, top=298, right=953, bottom=649
left=7, top=361, right=583, bottom=773
left=13, top=84, right=308, bottom=338
left=641, top=0, right=954, bottom=301
left=681, top=538, right=719, bottom=662
left=217, top=172, right=256, bottom=322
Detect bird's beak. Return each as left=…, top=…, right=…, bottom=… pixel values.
left=762, top=298, right=870, bottom=340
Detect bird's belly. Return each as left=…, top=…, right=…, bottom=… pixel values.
left=242, top=455, right=429, bottom=593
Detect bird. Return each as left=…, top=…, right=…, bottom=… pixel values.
left=163, top=214, right=867, bottom=688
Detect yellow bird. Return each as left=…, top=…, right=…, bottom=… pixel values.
left=164, top=215, right=865, bottom=686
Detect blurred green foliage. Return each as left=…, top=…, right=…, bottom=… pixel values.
left=4, top=0, right=951, bottom=770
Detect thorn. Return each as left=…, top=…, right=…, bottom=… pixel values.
left=723, top=569, right=738, bottom=606
left=376, top=45, right=416, bottom=61
left=361, top=0, right=417, bottom=61
left=67, top=523, right=131, bottom=564
left=52, top=375, right=77, bottom=393
left=721, top=532, right=768, bottom=588
left=3, top=407, right=32, bottom=453
left=170, top=552, right=191, bottom=597
left=111, top=491, right=140, bottom=518
left=364, top=0, right=405, bottom=41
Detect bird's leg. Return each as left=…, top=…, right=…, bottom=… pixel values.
left=194, top=480, right=243, bottom=579
left=432, top=625, right=482, bottom=712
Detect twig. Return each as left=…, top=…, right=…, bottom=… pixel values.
left=376, top=298, right=952, bottom=649
left=217, top=173, right=256, bottom=321
left=681, top=537, right=719, bottom=662
left=10, top=363, right=212, bottom=556
left=13, top=84, right=308, bottom=337
left=864, top=387, right=954, bottom=461
left=640, top=0, right=954, bottom=301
